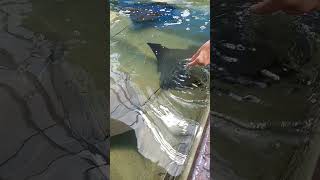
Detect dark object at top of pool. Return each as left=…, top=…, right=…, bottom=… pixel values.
left=119, top=2, right=179, bottom=23
left=147, top=43, right=208, bottom=90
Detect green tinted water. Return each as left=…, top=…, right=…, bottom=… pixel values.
left=212, top=2, right=320, bottom=179
left=110, top=0, right=209, bottom=179
left=20, top=0, right=210, bottom=178
left=110, top=131, right=166, bottom=179
left=24, top=0, right=107, bottom=90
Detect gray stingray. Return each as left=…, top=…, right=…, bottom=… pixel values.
left=110, top=43, right=209, bottom=136
left=111, top=43, right=210, bottom=177
left=147, top=43, right=208, bottom=90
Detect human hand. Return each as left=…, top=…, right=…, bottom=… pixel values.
left=188, top=40, right=210, bottom=67
left=251, top=0, right=320, bottom=14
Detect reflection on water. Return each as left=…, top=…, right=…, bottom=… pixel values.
left=212, top=0, right=320, bottom=179
left=110, top=0, right=209, bottom=178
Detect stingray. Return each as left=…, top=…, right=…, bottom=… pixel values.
left=147, top=43, right=208, bottom=90
left=115, top=1, right=180, bottom=23
left=111, top=43, right=209, bottom=137
left=110, top=44, right=209, bottom=176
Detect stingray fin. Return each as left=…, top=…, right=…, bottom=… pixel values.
left=147, top=43, right=168, bottom=61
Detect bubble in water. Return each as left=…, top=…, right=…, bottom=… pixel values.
left=222, top=56, right=238, bottom=63
left=181, top=9, right=190, bottom=18
left=223, top=43, right=236, bottom=50
left=236, top=44, right=245, bottom=51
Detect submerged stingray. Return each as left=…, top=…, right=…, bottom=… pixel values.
left=111, top=43, right=209, bottom=176
left=111, top=43, right=209, bottom=138
left=147, top=43, right=208, bottom=90
left=115, top=2, right=179, bottom=23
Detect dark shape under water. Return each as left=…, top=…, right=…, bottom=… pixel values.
left=147, top=43, right=207, bottom=90
left=112, top=1, right=180, bottom=25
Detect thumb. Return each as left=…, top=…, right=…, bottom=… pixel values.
left=250, top=0, right=281, bottom=14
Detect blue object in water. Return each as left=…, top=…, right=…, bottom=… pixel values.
left=117, top=1, right=181, bottom=24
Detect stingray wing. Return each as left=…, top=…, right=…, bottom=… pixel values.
left=147, top=43, right=204, bottom=89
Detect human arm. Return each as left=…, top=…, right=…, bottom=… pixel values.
left=188, top=40, right=210, bottom=67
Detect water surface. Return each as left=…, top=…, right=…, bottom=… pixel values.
left=110, top=0, right=210, bottom=178
left=212, top=1, right=320, bottom=179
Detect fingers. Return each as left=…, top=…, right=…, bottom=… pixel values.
left=189, top=40, right=211, bottom=67
left=187, top=59, right=199, bottom=67
left=250, top=0, right=281, bottom=14
left=190, top=52, right=198, bottom=62
left=190, top=48, right=201, bottom=62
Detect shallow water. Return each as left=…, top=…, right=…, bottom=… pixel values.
left=212, top=1, right=320, bottom=179
left=110, top=0, right=210, bottom=179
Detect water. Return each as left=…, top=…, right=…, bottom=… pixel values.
left=212, top=1, right=320, bottom=179
left=110, top=0, right=210, bottom=179
left=0, top=0, right=108, bottom=179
